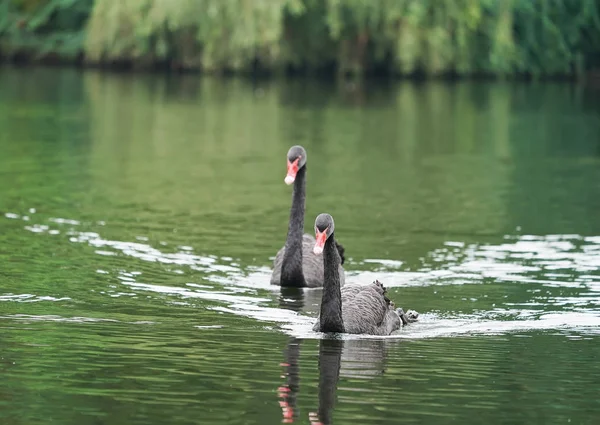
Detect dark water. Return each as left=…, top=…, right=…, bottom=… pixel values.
left=1, top=67, right=600, bottom=425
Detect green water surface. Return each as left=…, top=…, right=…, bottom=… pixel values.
left=1, top=67, right=599, bottom=425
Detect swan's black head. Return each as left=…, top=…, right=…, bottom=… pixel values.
left=285, top=145, right=307, bottom=185
left=313, top=213, right=335, bottom=255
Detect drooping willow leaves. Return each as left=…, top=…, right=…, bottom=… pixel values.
left=0, top=0, right=93, bottom=58
left=1, top=0, right=599, bottom=78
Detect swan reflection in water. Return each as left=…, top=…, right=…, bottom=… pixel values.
left=278, top=286, right=322, bottom=316
left=278, top=336, right=396, bottom=424
left=276, top=284, right=407, bottom=423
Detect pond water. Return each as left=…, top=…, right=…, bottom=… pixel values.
left=1, top=67, right=599, bottom=425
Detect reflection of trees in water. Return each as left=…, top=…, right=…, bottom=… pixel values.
left=506, top=84, right=600, bottom=236
left=81, top=72, right=600, bottom=262
left=277, top=335, right=394, bottom=424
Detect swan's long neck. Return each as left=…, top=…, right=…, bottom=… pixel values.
left=280, top=165, right=306, bottom=287
left=319, top=233, right=344, bottom=333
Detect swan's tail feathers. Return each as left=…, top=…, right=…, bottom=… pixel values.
left=373, top=279, right=385, bottom=290
left=397, top=308, right=419, bottom=325
left=335, top=241, right=346, bottom=265
left=373, top=280, right=393, bottom=305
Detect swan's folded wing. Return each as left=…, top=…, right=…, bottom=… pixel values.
left=340, top=283, right=364, bottom=301
left=301, top=234, right=326, bottom=287
left=270, top=245, right=286, bottom=285
left=301, top=233, right=345, bottom=288
left=341, top=282, right=385, bottom=303
left=341, top=285, right=389, bottom=333
left=274, top=233, right=345, bottom=288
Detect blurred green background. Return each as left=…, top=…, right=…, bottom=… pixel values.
left=1, top=0, right=600, bottom=79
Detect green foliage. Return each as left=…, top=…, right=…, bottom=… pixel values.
left=84, top=0, right=301, bottom=71
left=0, top=0, right=93, bottom=58
left=1, top=0, right=600, bottom=77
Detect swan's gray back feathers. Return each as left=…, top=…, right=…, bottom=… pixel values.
left=271, top=234, right=346, bottom=288
left=316, top=280, right=402, bottom=335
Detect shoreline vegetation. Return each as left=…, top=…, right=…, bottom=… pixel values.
left=1, top=0, right=600, bottom=81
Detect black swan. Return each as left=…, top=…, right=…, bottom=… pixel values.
left=270, top=146, right=346, bottom=288
left=311, top=213, right=419, bottom=335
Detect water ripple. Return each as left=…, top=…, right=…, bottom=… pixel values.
left=419, top=234, right=600, bottom=287
left=3, top=212, right=600, bottom=341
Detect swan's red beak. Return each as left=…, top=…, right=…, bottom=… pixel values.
left=285, top=158, right=300, bottom=185
left=313, top=228, right=327, bottom=255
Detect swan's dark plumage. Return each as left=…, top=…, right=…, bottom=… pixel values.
left=271, top=234, right=346, bottom=288
left=312, top=213, right=418, bottom=335
left=270, top=146, right=346, bottom=288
